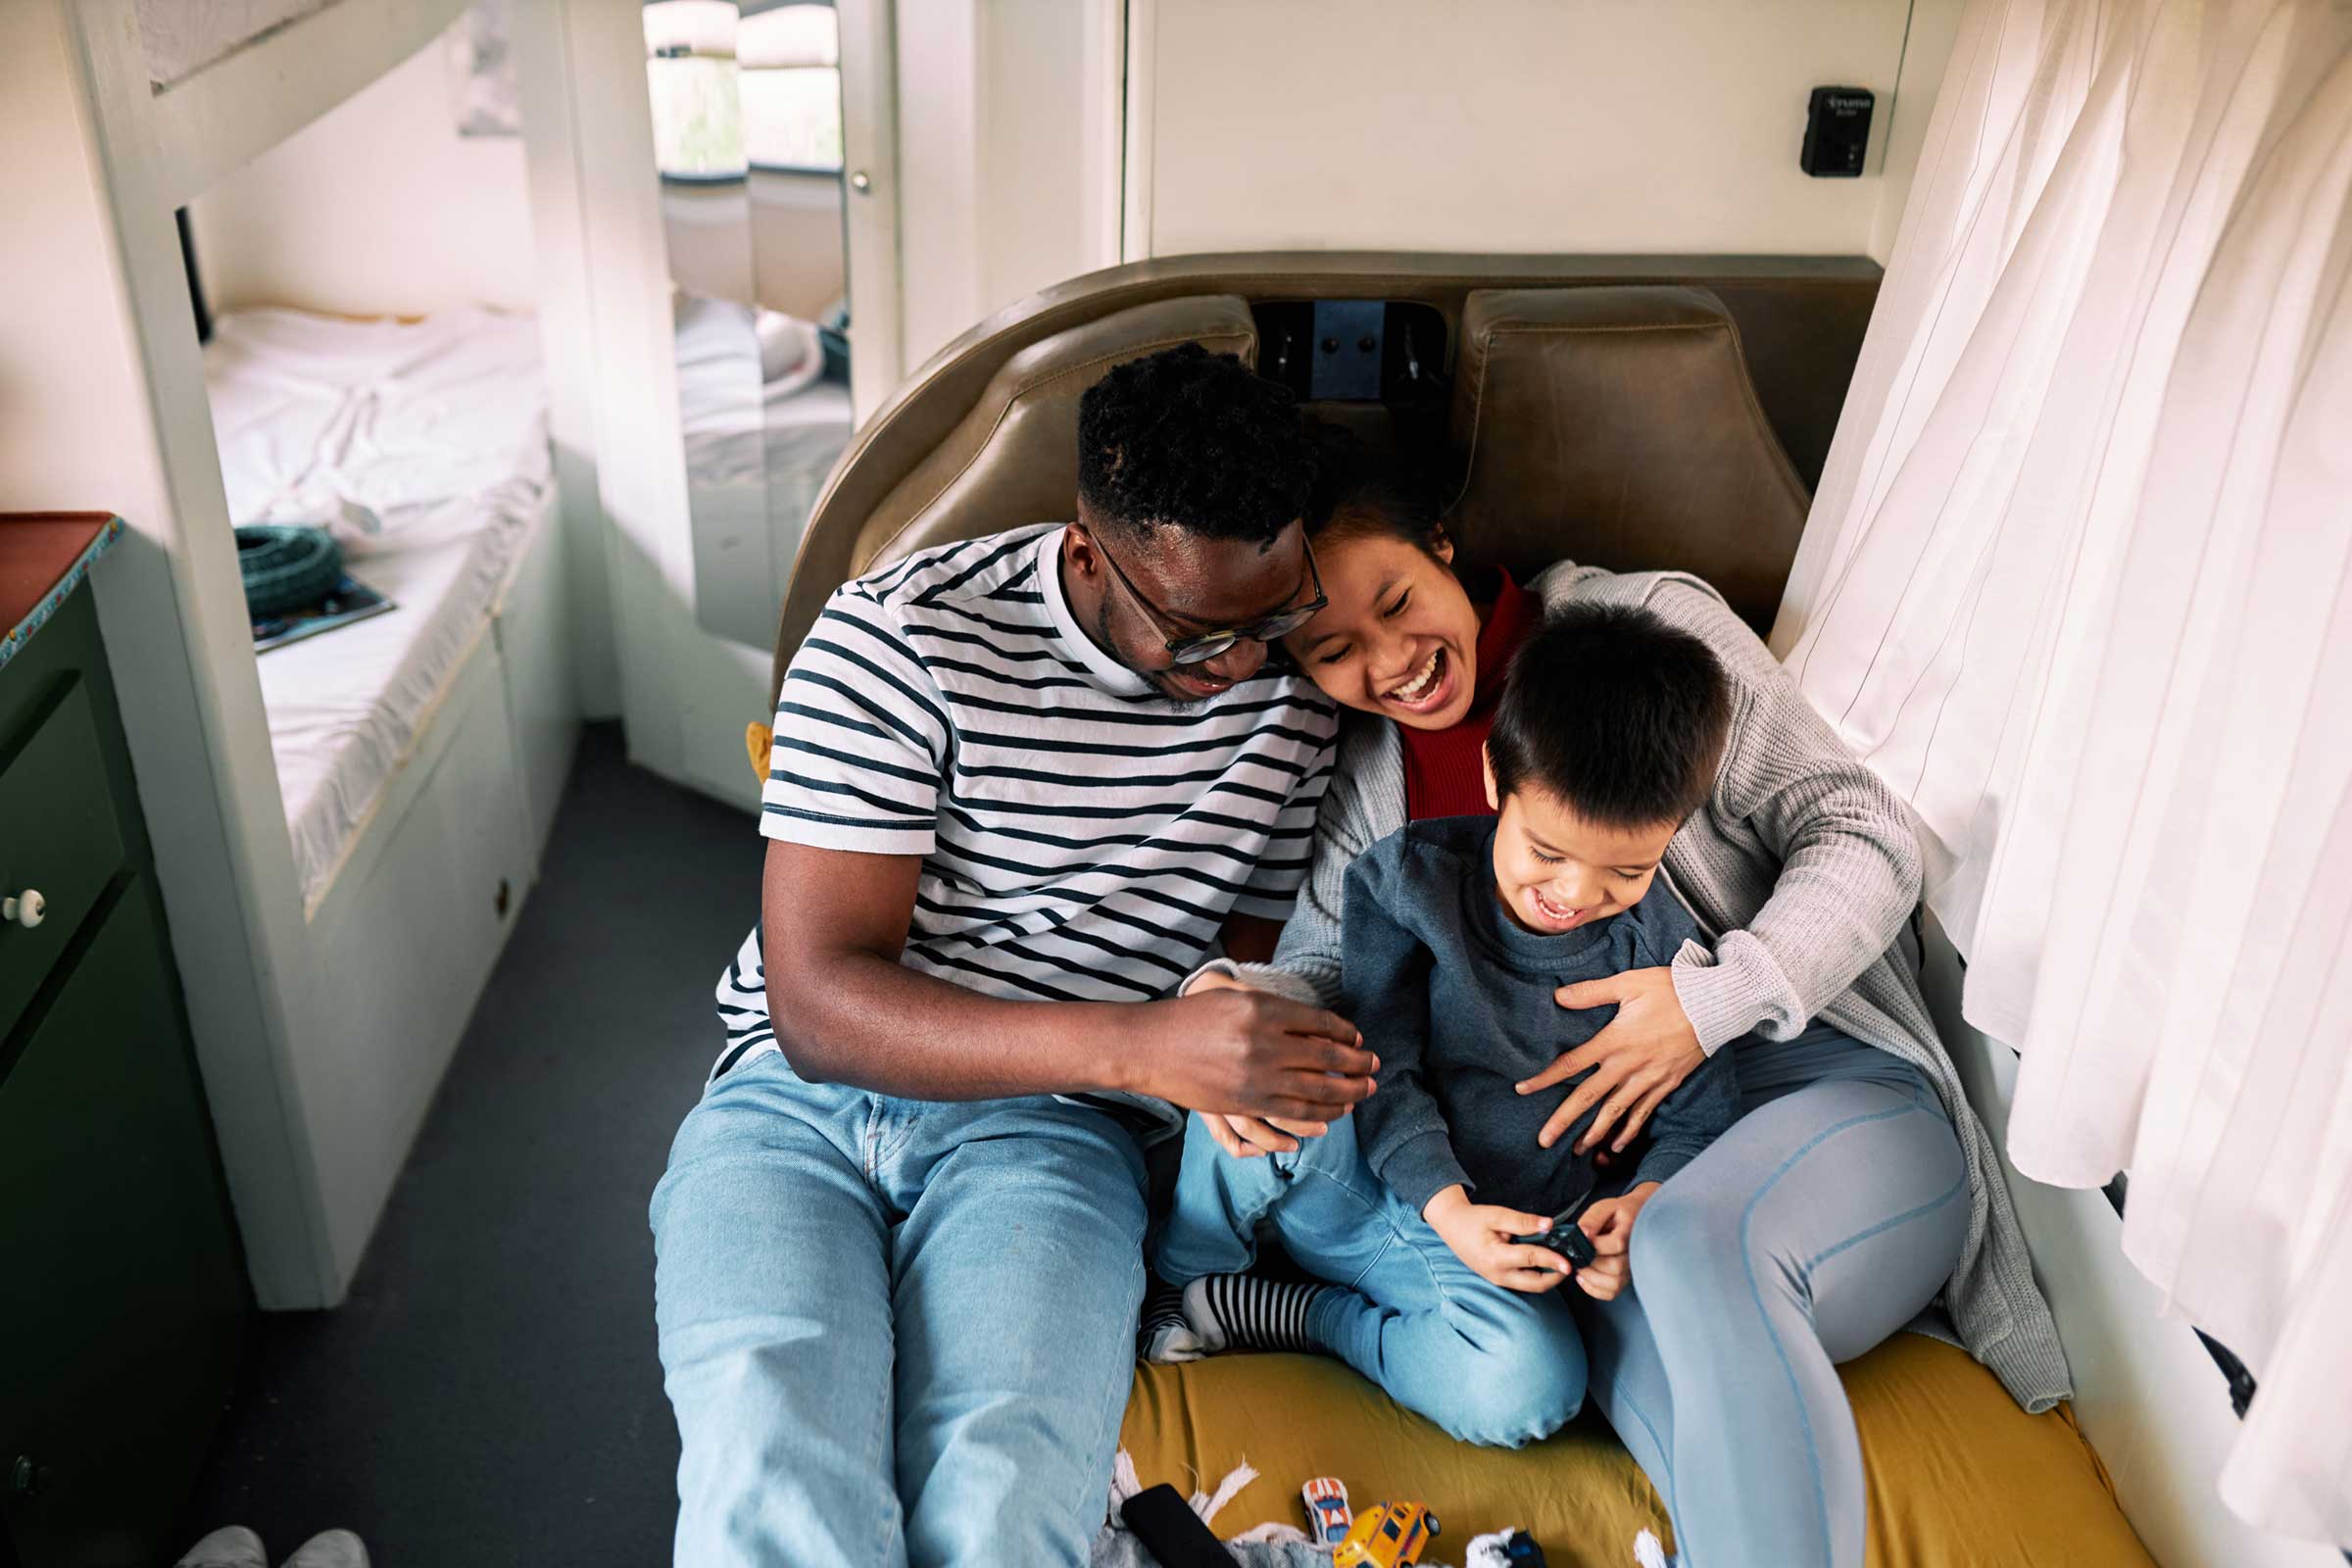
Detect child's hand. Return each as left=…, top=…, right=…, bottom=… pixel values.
left=1572, top=1181, right=1662, bottom=1301
left=1422, top=1186, right=1575, bottom=1294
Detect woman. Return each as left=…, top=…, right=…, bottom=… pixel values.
left=1182, top=471, right=2070, bottom=1568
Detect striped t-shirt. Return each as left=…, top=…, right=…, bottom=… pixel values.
left=712, top=523, right=1340, bottom=1101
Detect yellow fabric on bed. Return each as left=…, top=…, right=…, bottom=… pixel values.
left=1120, top=1333, right=2152, bottom=1567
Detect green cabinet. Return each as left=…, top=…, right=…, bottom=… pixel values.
left=0, top=566, right=247, bottom=1566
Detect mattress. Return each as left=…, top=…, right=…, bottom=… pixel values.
left=1123, top=1336, right=2154, bottom=1565
left=205, top=308, right=552, bottom=908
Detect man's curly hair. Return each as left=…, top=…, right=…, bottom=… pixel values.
left=1077, top=343, right=1318, bottom=547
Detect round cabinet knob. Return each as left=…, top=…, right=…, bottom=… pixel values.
left=3, top=890, right=44, bottom=929
left=848, top=170, right=873, bottom=194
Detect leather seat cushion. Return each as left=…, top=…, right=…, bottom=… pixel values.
left=1446, top=286, right=1812, bottom=631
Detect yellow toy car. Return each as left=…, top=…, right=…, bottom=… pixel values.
left=1333, top=1500, right=1441, bottom=1566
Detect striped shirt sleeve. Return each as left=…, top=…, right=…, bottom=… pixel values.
left=761, top=585, right=952, bottom=855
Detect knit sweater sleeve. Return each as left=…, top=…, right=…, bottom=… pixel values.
left=1640, top=578, right=1927, bottom=1051
left=1620, top=886, right=1740, bottom=1187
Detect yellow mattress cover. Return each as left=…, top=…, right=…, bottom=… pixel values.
left=1120, top=1333, right=2152, bottom=1567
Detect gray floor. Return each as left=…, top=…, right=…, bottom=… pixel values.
left=178, top=725, right=753, bottom=1564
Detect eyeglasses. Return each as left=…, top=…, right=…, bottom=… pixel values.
left=1090, top=530, right=1329, bottom=665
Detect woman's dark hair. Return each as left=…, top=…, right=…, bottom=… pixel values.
left=1302, top=420, right=1451, bottom=559
left=1076, top=343, right=1317, bottom=547
left=1488, top=605, right=1731, bottom=830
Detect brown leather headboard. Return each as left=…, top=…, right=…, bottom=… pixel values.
left=772, top=251, right=1878, bottom=701
left=1446, top=286, right=1809, bottom=630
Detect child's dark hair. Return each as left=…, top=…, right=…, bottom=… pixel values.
left=1303, top=420, right=1450, bottom=558
left=1077, top=343, right=1318, bottom=548
left=1488, top=605, right=1731, bottom=829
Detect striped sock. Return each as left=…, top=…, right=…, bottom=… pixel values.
left=1139, top=1276, right=1204, bottom=1364
left=1181, top=1273, right=1330, bottom=1355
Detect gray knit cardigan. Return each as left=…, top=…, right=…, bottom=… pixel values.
left=1215, top=564, right=2073, bottom=1413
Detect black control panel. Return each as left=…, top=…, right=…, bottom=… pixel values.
left=1801, top=86, right=1875, bottom=177
left=1251, top=299, right=1447, bottom=410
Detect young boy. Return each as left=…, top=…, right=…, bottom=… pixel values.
left=1150, top=605, right=1740, bottom=1448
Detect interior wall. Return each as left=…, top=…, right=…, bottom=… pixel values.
left=1922, top=925, right=2341, bottom=1568
left=1134, top=0, right=1927, bottom=264
left=1872, top=0, right=1968, bottom=261
left=187, top=26, right=534, bottom=317
left=661, top=183, right=759, bottom=308
left=893, top=0, right=1121, bottom=373
left=751, top=171, right=847, bottom=322
left=661, top=172, right=847, bottom=323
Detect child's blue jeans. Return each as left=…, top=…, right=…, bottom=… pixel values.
left=1154, top=1107, right=1591, bottom=1447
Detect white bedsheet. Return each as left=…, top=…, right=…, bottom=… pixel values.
left=206, top=308, right=551, bottom=907
left=673, top=293, right=854, bottom=496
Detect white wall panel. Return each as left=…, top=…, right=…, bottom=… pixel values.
left=189, top=28, right=536, bottom=318
left=1139, top=0, right=1920, bottom=261
left=892, top=0, right=1121, bottom=372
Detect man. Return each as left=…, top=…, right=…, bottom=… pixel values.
left=652, top=344, right=1377, bottom=1566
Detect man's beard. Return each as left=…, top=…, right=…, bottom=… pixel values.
left=1094, top=595, right=1200, bottom=708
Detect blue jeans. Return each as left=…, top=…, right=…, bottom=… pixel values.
left=651, top=1054, right=1150, bottom=1567
left=1575, top=1040, right=1966, bottom=1568
left=1153, top=1110, right=1588, bottom=1447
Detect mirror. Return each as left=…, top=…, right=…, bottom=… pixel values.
left=642, top=0, right=857, bottom=649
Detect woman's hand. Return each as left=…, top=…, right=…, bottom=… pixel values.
left=1422, top=1186, right=1575, bottom=1295
left=1184, top=969, right=1351, bottom=1156
left=1569, top=1182, right=1660, bottom=1301
left=1516, top=967, right=1705, bottom=1154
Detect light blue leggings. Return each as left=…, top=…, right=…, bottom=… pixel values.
left=1577, top=1037, right=1967, bottom=1568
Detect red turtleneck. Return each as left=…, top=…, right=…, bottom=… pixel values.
left=1399, top=569, right=1541, bottom=821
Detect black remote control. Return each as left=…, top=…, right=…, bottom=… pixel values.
left=1511, top=1215, right=1598, bottom=1267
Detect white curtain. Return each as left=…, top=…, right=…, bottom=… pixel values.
left=1771, top=0, right=2352, bottom=1544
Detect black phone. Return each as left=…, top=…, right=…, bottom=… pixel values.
left=1120, top=1483, right=1236, bottom=1566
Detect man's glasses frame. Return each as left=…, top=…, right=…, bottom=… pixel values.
left=1087, top=528, right=1329, bottom=665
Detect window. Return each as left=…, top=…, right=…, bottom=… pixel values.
left=644, top=2, right=747, bottom=179
left=740, top=6, right=841, bottom=173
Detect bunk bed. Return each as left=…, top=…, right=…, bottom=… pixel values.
left=194, top=291, right=575, bottom=1291
left=205, top=305, right=562, bottom=906
left=57, top=0, right=590, bottom=1305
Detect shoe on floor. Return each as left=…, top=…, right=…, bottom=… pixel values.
left=175, top=1527, right=268, bottom=1568
left=281, top=1531, right=369, bottom=1568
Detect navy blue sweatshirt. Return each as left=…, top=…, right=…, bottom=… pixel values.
left=1343, top=815, right=1740, bottom=1218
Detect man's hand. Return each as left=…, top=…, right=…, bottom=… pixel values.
left=1184, top=969, right=1351, bottom=1156
left=1569, top=1182, right=1660, bottom=1301
left=1515, top=967, right=1704, bottom=1153
left=1134, top=986, right=1378, bottom=1128
left=1421, top=1186, right=1575, bottom=1295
